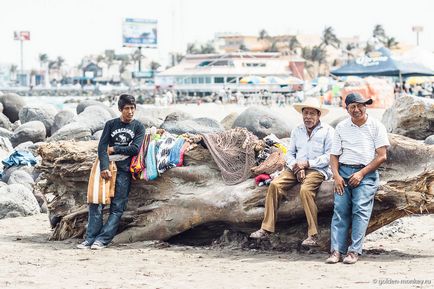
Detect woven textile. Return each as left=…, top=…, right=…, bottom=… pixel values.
left=87, top=158, right=117, bottom=205
left=201, top=127, right=258, bottom=185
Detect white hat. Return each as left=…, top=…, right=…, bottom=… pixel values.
left=293, top=97, right=329, bottom=116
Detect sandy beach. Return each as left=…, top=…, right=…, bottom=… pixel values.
left=0, top=213, right=433, bottom=289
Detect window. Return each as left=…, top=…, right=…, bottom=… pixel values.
left=204, top=77, right=212, bottom=83
left=192, top=77, right=198, bottom=84
left=226, top=77, right=237, bottom=84
left=198, top=77, right=205, bottom=84
left=214, top=77, right=225, bottom=83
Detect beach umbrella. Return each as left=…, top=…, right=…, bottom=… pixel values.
left=240, top=76, right=267, bottom=84
left=406, top=76, right=434, bottom=85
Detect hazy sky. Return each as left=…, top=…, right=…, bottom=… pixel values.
left=1, top=0, right=433, bottom=69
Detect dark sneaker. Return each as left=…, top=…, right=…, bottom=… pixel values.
left=325, top=251, right=342, bottom=264
left=91, top=241, right=106, bottom=250
left=76, top=240, right=92, bottom=250
left=343, top=252, right=359, bottom=264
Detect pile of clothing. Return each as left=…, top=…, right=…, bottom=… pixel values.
left=130, top=127, right=195, bottom=181
left=250, top=134, right=287, bottom=186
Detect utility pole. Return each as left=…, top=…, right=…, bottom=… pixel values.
left=14, top=31, right=30, bottom=85
left=412, top=26, right=423, bottom=46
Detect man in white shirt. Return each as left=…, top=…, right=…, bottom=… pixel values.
left=250, top=98, right=334, bottom=246
left=326, top=93, right=390, bottom=264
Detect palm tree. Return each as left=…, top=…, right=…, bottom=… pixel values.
left=199, top=42, right=216, bottom=54
left=150, top=61, right=161, bottom=71
left=364, top=43, right=375, bottom=54
left=373, top=24, right=386, bottom=42
left=186, top=43, right=198, bottom=54
left=131, top=48, right=142, bottom=70
left=170, top=53, right=184, bottom=67
left=239, top=44, right=249, bottom=52
left=385, top=37, right=399, bottom=49
left=258, top=29, right=270, bottom=40
left=56, top=56, right=65, bottom=70
left=9, top=64, right=18, bottom=81
left=321, top=26, right=341, bottom=48
left=38, top=53, right=48, bottom=69
left=288, top=36, right=301, bottom=53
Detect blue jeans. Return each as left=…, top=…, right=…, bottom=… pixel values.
left=85, top=170, right=132, bottom=245
left=330, top=165, right=379, bottom=255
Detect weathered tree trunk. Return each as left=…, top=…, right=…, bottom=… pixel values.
left=36, top=134, right=434, bottom=250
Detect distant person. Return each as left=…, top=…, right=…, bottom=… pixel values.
left=250, top=98, right=334, bottom=247
left=326, top=93, right=389, bottom=264
left=77, top=94, right=145, bottom=250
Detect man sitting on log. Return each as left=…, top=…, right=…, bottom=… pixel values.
left=326, top=93, right=389, bottom=264
left=77, top=94, right=145, bottom=250
left=250, top=97, right=334, bottom=247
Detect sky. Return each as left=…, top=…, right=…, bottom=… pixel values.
left=0, top=0, right=433, bottom=70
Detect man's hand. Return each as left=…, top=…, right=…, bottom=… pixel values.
left=296, top=169, right=305, bottom=183
left=348, top=171, right=364, bottom=187
left=334, top=175, right=346, bottom=195
left=108, top=147, right=115, bottom=155
left=293, top=160, right=309, bottom=174
left=100, top=169, right=112, bottom=180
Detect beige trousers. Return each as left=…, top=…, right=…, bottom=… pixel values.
left=261, top=169, right=325, bottom=236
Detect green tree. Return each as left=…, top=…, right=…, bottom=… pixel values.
left=186, top=43, right=198, bottom=54
left=239, top=43, right=249, bottom=51
left=258, top=29, right=270, bottom=40
left=373, top=24, right=386, bottom=42
left=384, top=37, right=399, bottom=49
left=321, top=26, right=341, bottom=48
left=364, top=43, right=375, bottom=54
left=288, top=36, right=301, bottom=52
left=265, top=41, right=279, bottom=52
left=150, top=61, right=161, bottom=71
left=199, top=42, right=216, bottom=54
left=38, top=53, right=48, bottom=69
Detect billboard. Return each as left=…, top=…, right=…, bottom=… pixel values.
left=122, top=18, right=157, bottom=48
left=14, top=31, right=30, bottom=41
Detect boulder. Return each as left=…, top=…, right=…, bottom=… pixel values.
left=0, top=184, right=40, bottom=219
left=10, top=121, right=46, bottom=147
left=0, top=137, right=13, bottom=170
left=7, top=170, right=35, bottom=190
left=221, top=112, right=239, bottom=130
left=2, top=165, right=37, bottom=183
left=0, top=182, right=6, bottom=188
left=163, top=111, right=192, bottom=122
left=51, top=110, right=75, bottom=135
left=161, top=117, right=224, bottom=135
left=76, top=100, right=117, bottom=117
left=19, top=104, right=57, bottom=136
left=49, top=122, right=92, bottom=142
left=0, top=113, right=12, bottom=130
left=382, top=95, right=434, bottom=140
left=0, top=93, right=26, bottom=123
left=0, top=127, right=13, bottom=139
left=74, top=105, right=112, bottom=134
left=0, top=102, right=3, bottom=113
left=232, top=106, right=292, bottom=139
left=328, top=115, right=349, bottom=128
left=425, top=135, right=434, bottom=145
left=92, top=130, right=103, bottom=140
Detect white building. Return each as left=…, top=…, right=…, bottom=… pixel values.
left=155, top=52, right=298, bottom=95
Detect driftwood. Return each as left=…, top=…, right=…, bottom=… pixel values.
left=36, top=134, right=434, bottom=250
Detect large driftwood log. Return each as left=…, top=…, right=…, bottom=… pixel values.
left=36, top=134, right=433, bottom=249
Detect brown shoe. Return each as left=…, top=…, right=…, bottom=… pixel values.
left=301, top=235, right=319, bottom=247
left=325, top=251, right=342, bottom=264
left=249, top=229, right=270, bottom=239
left=343, top=252, right=359, bottom=264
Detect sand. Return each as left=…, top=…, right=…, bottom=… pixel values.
left=0, top=213, right=433, bottom=289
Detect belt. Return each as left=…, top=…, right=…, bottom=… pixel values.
left=339, top=163, right=365, bottom=169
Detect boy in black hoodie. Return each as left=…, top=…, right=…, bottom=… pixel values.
left=78, top=94, right=145, bottom=249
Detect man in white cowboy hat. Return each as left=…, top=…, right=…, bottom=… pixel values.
left=250, top=97, right=334, bottom=246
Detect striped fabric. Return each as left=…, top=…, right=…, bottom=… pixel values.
left=87, top=157, right=117, bottom=205
left=331, top=116, right=390, bottom=165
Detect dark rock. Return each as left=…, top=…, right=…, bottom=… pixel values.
left=232, top=106, right=292, bottom=139
left=0, top=184, right=40, bottom=219
left=76, top=100, right=117, bottom=117
left=0, top=127, right=12, bottom=139
left=221, top=112, right=239, bottom=130
left=382, top=95, right=434, bottom=140
left=10, top=121, right=46, bottom=147
left=19, top=104, right=57, bottom=136
left=51, top=110, right=75, bottom=135
left=7, top=170, right=35, bottom=190
left=0, top=93, right=26, bottom=122
left=161, top=117, right=223, bottom=135
left=328, top=115, right=349, bottom=128
left=0, top=113, right=12, bottom=130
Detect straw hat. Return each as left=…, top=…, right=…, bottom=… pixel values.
left=293, top=97, right=329, bottom=116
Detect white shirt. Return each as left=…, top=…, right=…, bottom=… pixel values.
left=331, top=116, right=390, bottom=165
left=286, top=122, right=334, bottom=180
